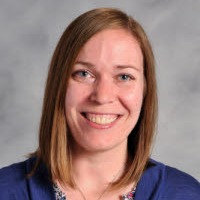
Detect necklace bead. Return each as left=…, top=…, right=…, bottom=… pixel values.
left=53, top=183, right=136, bottom=200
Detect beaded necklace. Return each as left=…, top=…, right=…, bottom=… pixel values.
left=53, top=183, right=136, bottom=200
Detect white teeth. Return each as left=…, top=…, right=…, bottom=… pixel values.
left=85, top=114, right=118, bottom=125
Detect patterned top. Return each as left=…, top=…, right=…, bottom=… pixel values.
left=53, top=183, right=136, bottom=200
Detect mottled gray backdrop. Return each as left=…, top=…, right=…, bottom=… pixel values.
left=0, top=0, right=199, bottom=180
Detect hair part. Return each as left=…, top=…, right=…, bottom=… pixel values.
left=30, top=7, right=157, bottom=190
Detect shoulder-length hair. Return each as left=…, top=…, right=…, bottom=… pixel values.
left=30, top=8, right=157, bottom=189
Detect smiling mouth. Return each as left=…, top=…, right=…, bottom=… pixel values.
left=82, top=113, right=119, bottom=125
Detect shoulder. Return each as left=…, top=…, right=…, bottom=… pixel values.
left=0, top=157, right=36, bottom=199
left=147, top=159, right=200, bottom=199
left=0, top=157, right=55, bottom=199
left=163, top=163, right=200, bottom=199
left=0, top=157, right=36, bottom=182
left=0, top=159, right=28, bottom=179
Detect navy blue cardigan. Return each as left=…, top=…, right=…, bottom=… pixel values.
left=0, top=157, right=200, bottom=199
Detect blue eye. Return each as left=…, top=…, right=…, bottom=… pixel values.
left=119, top=74, right=133, bottom=81
left=76, top=70, right=89, bottom=77
left=72, top=70, right=91, bottom=78
left=72, top=69, right=95, bottom=83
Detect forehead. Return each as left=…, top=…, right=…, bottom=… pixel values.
left=76, top=28, right=143, bottom=69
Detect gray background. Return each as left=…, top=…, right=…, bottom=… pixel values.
left=0, top=0, right=199, bottom=180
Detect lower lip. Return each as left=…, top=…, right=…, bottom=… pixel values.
left=82, top=114, right=119, bottom=129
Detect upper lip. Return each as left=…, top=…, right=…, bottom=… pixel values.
left=81, top=112, right=122, bottom=116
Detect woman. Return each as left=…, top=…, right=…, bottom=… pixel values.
left=0, top=8, right=199, bottom=200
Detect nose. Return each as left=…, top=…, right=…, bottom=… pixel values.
left=90, top=77, right=116, bottom=104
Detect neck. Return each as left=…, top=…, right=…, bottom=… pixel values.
left=56, top=141, right=135, bottom=200
left=71, top=143, right=128, bottom=190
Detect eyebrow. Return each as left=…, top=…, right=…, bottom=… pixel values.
left=75, top=60, right=140, bottom=71
left=116, top=65, right=140, bottom=71
left=74, top=61, right=94, bottom=68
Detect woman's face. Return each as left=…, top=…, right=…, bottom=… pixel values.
left=65, top=28, right=144, bottom=153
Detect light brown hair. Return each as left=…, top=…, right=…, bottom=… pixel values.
left=30, top=8, right=157, bottom=189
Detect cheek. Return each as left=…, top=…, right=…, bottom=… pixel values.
left=65, top=88, right=75, bottom=110
left=65, top=82, right=78, bottom=114
left=65, top=82, right=84, bottom=104
left=65, top=81, right=93, bottom=114
left=122, top=87, right=144, bottom=112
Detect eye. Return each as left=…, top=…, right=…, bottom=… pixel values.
left=73, top=70, right=90, bottom=78
left=72, top=70, right=94, bottom=79
left=118, top=74, right=135, bottom=81
left=72, top=69, right=95, bottom=83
